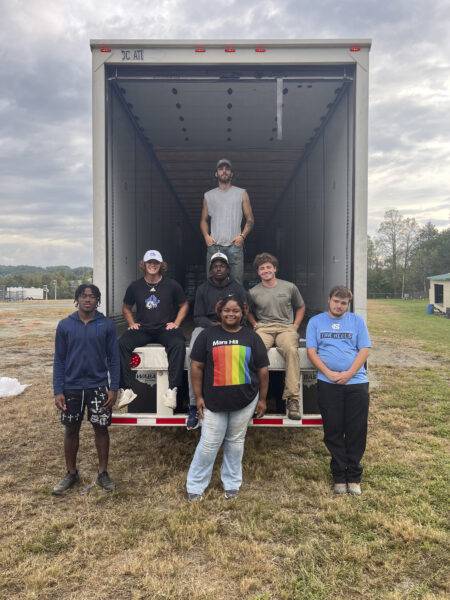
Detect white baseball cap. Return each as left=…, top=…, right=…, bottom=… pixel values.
left=209, top=252, right=229, bottom=267
left=143, top=249, right=163, bottom=263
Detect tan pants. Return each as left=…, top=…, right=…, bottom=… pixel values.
left=256, top=323, right=300, bottom=401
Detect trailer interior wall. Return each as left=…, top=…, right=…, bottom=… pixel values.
left=273, top=86, right=354, bottom=310
left=94, top=46, right=369, bottom=320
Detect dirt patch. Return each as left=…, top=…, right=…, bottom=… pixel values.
left=369, top=338, right=447, bottom=369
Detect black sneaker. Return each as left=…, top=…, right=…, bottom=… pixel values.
left=224, top=489, right=239, bottom=500
left=52, top=471, right=80, bottom=496
left=96, top=471, right=115, bottom=492
left=186, top=406, right=199, bottom=430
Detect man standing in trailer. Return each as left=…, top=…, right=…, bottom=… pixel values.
left=186, top=251, right=248, bottom=430
left=118, top=250, right=189, bottom=409
left=247, top=253, right=305, bottom=420
left=52, top=284, right=120, bottom=495
left=200, top=158, right=254, bottom=284
left=306, top=286, right=371, bottom=495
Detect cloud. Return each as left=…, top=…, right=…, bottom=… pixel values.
left=0, top=0, right=449, bottom=266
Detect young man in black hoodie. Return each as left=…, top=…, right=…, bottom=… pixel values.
left=186, top=252, right=247, bottom=429
left=52, top=284, right=120, bottom=495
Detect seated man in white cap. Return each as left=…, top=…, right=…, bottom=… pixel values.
left=118, top=250, right=189, bottom=409
left=186, top=252, right=248, bottom=429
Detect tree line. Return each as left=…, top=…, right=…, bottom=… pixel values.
left=368, top=210, right=449, bottom=298
left=0, top=266, right=93, bottom=299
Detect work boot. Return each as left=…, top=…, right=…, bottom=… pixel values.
left=52, top=471, right=80, bottom=496
left=97, top=471, right=115, bottom=492
left=286, top=398, right=301, bottom=420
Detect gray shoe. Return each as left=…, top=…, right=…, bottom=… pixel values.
left=224, top=489, right=239, bottom=500
left=348, top=482, right=362, bottom=495
left=187, top=493, right=203, bottom=502
left=52, top=471, right=80, bottom=496
left=286, top=398, right=301, bottom=420
left=97, top=471, right=115, bottom=492
left=333, top=483, right=347, bottom=495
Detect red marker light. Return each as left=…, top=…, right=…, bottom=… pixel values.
left=350, top=46, right=361, bottom=52
left=255, top=47, right=266, bottom=53
left=225, top=47, right=236, bottom=53
left=100, top=47, right=111, bottom=53
left=130, top=353, right=141, bottom=368
left=195, top=47, right=206, bottom=53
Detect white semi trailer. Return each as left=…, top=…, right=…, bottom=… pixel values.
left=90, top=39, right=371, bottom=428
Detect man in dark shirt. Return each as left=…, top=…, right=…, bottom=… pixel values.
left=186, top=252, right=248, bottom=430
left=118, top=250, right=189, bottom=409
left=52, top=284, right=120, bottom=495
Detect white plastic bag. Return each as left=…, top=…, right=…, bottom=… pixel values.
left=0, top=377, right=30, bottom=398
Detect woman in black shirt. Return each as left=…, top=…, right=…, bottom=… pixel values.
left=186, top=295, right=269, bottom=501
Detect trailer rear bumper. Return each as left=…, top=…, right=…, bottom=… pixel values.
left=111, top=413, right=323, bottom=427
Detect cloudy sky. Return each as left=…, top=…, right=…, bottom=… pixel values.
left=1, top=0, right=449, bottom=267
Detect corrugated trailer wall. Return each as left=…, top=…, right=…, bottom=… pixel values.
left=107, top=88, right=191, bottom=317
left=274, top=85, right=353, bottom=313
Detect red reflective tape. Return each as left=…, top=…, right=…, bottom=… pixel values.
left=350, top=47, right=361, bottom=52
left=225, top=47, right=236, bottom=53
left=156, top=417, right=186, bottom=425
left=100, top=47, right=111, bottom=53
left=195, top=48, right=206, bottom=53
left=255, top=47, right=266, bottom=53
left=302, top=418, right=323, bottom=425
left=112, top=416, right=138, bottom=424
left=253, top=418, right=284, bottom=425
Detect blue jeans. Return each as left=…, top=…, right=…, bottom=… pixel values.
left=206, top=243, right=244, bottom=284
left=188, top=327, right=204, bottom=407
left=186, top=396, right=258, bottom=494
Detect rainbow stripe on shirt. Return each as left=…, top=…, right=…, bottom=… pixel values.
left=212, top=345, right=252, bottom=386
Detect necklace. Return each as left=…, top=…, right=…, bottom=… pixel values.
left=144, top=276, right=162, bottom=293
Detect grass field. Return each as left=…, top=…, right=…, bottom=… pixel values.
left=0, top=299, right=448, bottom=600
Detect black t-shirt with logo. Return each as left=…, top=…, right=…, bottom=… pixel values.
left=190, top=325, right=269, bottom=412
left=123, top=277, right=186, bottom=331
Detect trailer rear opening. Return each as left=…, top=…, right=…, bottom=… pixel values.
left=91, top=40, right=370, bottom=426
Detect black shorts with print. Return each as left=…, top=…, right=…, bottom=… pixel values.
left=61, top=387, right=112, bottom=427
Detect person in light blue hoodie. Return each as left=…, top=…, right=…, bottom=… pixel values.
left=52, top=284, right=120, bottom=496
left=306, top=286, right=371, bottom=496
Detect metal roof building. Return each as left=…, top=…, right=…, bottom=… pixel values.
left=427, top=273, right=450, bottom=314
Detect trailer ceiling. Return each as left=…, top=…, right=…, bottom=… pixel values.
left=108, top=65, right=353, bottom=235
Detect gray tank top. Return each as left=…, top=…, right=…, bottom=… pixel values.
left=204, top=186, right=245, bottom=246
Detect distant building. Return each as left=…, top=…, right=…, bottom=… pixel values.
left=427, top=274, right=450, bottom=315
left=6, top=287, right=44, bottom=301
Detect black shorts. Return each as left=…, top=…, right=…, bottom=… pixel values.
left=61, top=387, right=112, bottom=427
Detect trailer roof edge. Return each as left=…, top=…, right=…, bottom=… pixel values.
left=90, top=39, right=372, bottom=51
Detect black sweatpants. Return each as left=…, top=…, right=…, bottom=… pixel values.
left=317, top=381, right=369, bottom=484
left=119, top=327, right=186, bottom=390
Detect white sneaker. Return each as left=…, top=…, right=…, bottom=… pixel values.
left=163, top=387, right=177, bottom=409
left=347, top=482, right=362, bottom=496
left=117, top=388, right=137, bottom=409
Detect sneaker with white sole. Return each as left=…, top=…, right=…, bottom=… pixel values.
left=187, top=492, right=203, bottom=502
left=186, top=405, right=199, bottom=430
left=333, top=483, right=347, bottom=494
left=224, top=489, right=239, bottom=500
left=163, top=387, right=177, bottom=409
left=117, top=388, right=137, bottom=409
left=347, top=482, right=362, bottom=495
